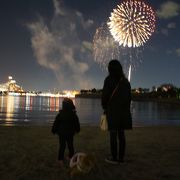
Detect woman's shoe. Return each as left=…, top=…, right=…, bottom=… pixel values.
left=105, top=157, right=119, bottom=165
left=118, top=159, right=124, bottom=163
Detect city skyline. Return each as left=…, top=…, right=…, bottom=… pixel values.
left=0, top=75, right=178, bottom=93
left=0, top=0, right=180, bottom=91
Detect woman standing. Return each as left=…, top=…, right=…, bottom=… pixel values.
left=101, top=59, right=132, bottom=164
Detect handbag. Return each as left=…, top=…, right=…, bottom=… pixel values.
left=100, top=78, right=123, bottom=131
left=100, top=114, right=108, bottom=131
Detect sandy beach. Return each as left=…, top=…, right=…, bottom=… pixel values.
left=0, top=125, right=180, bottom=180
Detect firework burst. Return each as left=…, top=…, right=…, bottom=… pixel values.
left=108, top=0, right=156, bottom=48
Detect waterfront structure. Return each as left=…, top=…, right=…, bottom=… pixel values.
left=0, top=76, right=24, bottom=93
left=0, top=76, right=79, bottom=97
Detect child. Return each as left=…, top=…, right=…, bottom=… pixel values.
left=51, top=98, right=80, bottom=166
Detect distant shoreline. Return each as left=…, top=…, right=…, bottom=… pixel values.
left=132, top=97, right=180, bottom=105
left=75, top=94, right=180, bottom=105
left=75, top=94, right=101, bottom=99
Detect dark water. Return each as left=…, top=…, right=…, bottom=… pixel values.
left=0, top=95, right=180, bottom=126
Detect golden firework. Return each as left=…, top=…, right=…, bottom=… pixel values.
left=108, top=0, right=156, bottom=48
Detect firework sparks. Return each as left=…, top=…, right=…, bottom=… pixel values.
left=93, top=24, right=122, bottom=69
left=128, top=64, right=132, bottom=81
left=93, top=24, right=143, bottom=79
left=108, top=0, right=156, bottom=48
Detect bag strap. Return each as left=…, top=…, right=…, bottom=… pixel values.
left=108, top=77, right=123, bottom=103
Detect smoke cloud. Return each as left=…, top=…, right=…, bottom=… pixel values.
left=27, top=0, right=95, bottom=90
left=176, top=48, right=180, bottom=57
left=157, top=1, right=180, bottom=19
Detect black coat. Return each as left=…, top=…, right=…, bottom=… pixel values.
left=101, top=75, right=132, bottom=130
left=51, top=110, right=80, bottom=135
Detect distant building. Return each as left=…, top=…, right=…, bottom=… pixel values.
left=0, top=76, right=24, bottom=93
left=159, top=84, right=175, bottom=92
left=133, top=88, right=150, bottom=94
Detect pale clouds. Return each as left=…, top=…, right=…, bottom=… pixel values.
left=160, top=22, right=176, bottom=36
left=76, top=11, right=94, bottom=29
left=167, top=22, right=176, bottom=28
left=158, top=21, right=177, bottom=36
left=53, top=0, right=64, bottom=15
left=28, top=19, right=59, bottom=71
left=28, top=0, right=95, bottom=90
left=176, top=48, right=180, bottom=57
left=157, top=1, right=180, bottom=19
left=161, top=28, right=169, bottom=36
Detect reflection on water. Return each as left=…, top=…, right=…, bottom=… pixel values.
left=6, top=96, right=14, bottom=123
left=0, top=95, right=63, bottom=126
left=131, top=101, right=180, bottom=126
left=0, top=95, right=180, bottom=126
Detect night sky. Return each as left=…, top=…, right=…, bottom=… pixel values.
left=0, top=0, right=180, bottom=91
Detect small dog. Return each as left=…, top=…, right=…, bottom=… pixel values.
left=69, top=152, right=95, bottom=178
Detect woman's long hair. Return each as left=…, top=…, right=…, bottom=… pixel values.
left=108, top=59, right=125, bottom=79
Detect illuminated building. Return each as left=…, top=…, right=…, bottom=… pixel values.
left=0, top=76, right=24, bottom=93
left=0, top=76, right=79, bottom=97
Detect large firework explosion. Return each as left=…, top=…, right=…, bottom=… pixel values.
left=107, top=0, right=156, bottom=48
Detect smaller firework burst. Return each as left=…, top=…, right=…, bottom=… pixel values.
left=93, top=24, right=121, bottom=69
left=93, top=24, right=144, bottom=79
left=128, top=64, right=132, bottom=81
left=108, top=0, right=156, bottom=48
